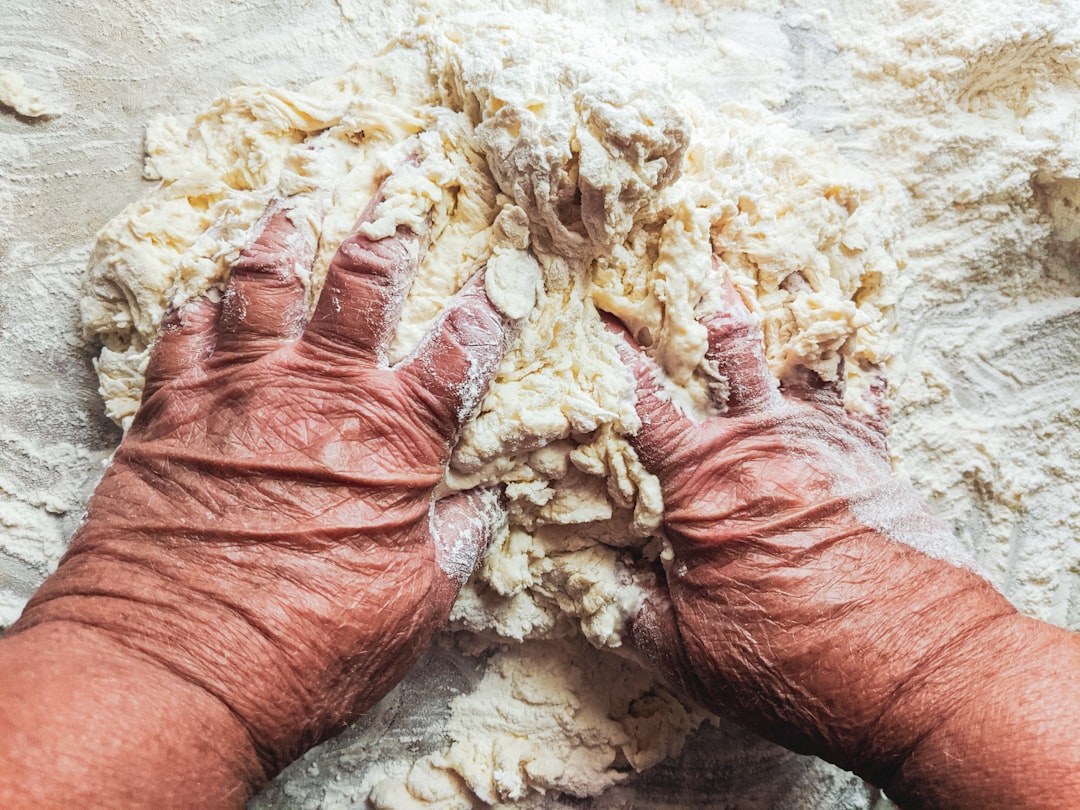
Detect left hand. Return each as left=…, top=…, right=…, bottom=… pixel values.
left=10, top=178, right=512, bottom=778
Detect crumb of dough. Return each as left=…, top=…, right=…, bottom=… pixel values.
left=80, top=10, right=897, bottom=804
left=0, top=70, right=62, bottom=118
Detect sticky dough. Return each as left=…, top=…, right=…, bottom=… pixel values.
left=80, top=11, right=898, bottom=803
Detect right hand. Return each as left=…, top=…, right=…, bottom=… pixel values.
left=611, top=279, right=1021, bottom=790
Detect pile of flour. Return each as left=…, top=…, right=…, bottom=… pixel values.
left=80, top=11, right=897, bottom=804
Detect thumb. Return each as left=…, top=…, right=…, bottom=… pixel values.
left=427, top=487, right=507, bottom=613
left=626, top=565, right=707, bottom=705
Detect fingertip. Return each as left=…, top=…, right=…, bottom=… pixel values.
left=600, top=310, right=632, bottom=339
left=599, top=309, right=692, bottom=469
left=598, top=310, right=658, bottom=388
left=847, top=363, right=892, bottom=454
left=626, top=566, right=704, bottom=702
left=779, top=363, right=845, bottom=408
left=701, top=276, right=776, bottom=415
left=863, top=363, right=891, bottom=433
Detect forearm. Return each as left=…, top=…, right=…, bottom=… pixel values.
left=4, top=514, right=434, bottom=783
left=883, top=612, right=1080, bottom=808
left=0, top=620, right=265, bottom=808
left=675, top=524, right=1080, bottom=807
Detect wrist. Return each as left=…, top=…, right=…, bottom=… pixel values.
left=879, top=613, right=1080, bottom=807
left=0, top=620, right=264, bottom=807
left=846, top=570, right=1018, bottom=787
left=12, top=523, right=331, bottom=776
left=14, top=501, right=442, bottom=776
left=674, top=520, right=1018, bottom=782
left=791, top=532, right=1020, bottom=785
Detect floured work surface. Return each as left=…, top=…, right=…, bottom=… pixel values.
left=3, top=1, right=1078, bottom=807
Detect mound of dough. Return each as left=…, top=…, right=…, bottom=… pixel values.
left=81, top=11, right=898, bottom=804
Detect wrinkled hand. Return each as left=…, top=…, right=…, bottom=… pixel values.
left=613, top=279, right=1012, bottom=785
left=13, top=180, right=510, bottom=776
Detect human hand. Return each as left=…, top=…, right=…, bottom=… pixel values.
left=611, top=276, right=1037, bottom=791
left=11, top=176, right=512, bottom=779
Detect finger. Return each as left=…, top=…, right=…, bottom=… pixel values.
left=602, top=313, right=695, bottom=474
left=142, top=295, right=219, bottom=400
left=846, top=362, right=891, bottom=460
left=625, top=566, right=706, bottom=704
left=775, top=268, right=845, bottom=407
left=428, top=487, right=507, bottom=612
left=780, top=362, right=845, bottom=408
left=215, top=201, right=315, bottom=359
left=851, top=362, right=890, bottom=439
left=303, top=173, right=424, bottom=365
left=397, top=273, right=508, bottom=438
left=701, top=275, right=776, bottom=415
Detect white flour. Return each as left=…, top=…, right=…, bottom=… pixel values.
left=1, top=0, right=1078, bottom=807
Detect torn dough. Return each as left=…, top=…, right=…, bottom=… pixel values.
left=80, top=11, right=898, bottom=804
left=0, top=70, right=62, bottom=118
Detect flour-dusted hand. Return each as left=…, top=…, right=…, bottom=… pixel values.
left=614, top=277, right=1080, bottom=808
left=0, top=171, right=516, bottom=806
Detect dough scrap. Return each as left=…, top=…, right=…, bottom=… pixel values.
left=80, top=11, right=898, bottom=804
left=0, top=70, right=62, bottom=118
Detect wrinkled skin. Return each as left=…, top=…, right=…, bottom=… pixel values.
left=10, top=182, right=511, bottom=779
left=614, top=280, right=1080, bottom=804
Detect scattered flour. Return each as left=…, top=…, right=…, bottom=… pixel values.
left=809, top=0, right=1080, bottom=627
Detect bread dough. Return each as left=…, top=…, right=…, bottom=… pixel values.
left=80, top=10, right=897, bottom=804
left=368, top=636, right=707, bottom=807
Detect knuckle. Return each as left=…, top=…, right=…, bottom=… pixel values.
left=176, top=297, right=219, bottom=333
left=334, top=234, right=403, bottom=282
left=706, top=309, right=758, bottom=349
left=443, top=303, right=501, bottom=349
left=233, top=245, right=279, bottom=275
